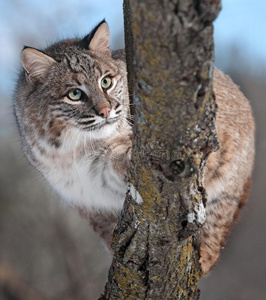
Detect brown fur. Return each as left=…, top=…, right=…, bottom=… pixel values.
left=86, top=68, right=255, bottom=275
left=200, top=68, right=255, bottom=274
left=233, top=177, right=252, bottom=223
left=14, top=22, right=255, bottom=276
left=77, top=208, right=118, bottom=248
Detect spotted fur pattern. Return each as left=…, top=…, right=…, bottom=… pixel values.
left=14, top=22, right=255, bottom=275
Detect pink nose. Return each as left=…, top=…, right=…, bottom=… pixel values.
left=99, top=107, right=111, bottom=118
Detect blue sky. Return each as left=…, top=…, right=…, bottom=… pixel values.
left=0, top=0, right=265, bottom=94
left=214, top=0, right=266, bottom=72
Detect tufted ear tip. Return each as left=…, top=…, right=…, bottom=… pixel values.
left=21, top=47, right=56, bottom=84
left=89, top=21, right=110, bottom=52
left=81, top=20, right=111, bottom=56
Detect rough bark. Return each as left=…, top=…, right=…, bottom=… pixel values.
left=100, top=0, right=220, bottom=299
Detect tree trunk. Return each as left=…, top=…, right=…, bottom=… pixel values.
left=100, top=0, right=221, bottom=299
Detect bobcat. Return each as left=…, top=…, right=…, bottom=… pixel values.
left=14, top=20, right=255, bottom=274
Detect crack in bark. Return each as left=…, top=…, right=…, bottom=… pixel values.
left=117, top=228, right=137, bottom=260
left=193, top=0, right=201, bottom=14
left=143, top=223, right=150, bottom=300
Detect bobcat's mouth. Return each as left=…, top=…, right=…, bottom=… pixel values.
left=84, top=116, right=121, bottom=140
left=84, top=116, right=120, bottom=131
left=97, top=116, right=120, bottom=128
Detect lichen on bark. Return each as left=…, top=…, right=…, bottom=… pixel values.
left=100, top=0, right=221, bottom=299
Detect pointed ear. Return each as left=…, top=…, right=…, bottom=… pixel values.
left=89, top=22, right=110, bottom=52
left=21, top=47, right=56, bottom=84
left=81, top=21, right=111, bottom=56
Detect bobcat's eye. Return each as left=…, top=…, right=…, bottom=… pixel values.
left=67, top=89, right=82, bottom=101
left=101, top=77, right=112, bottom=89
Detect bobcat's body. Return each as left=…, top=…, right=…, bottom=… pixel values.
left=14, top=21, right=255, bottom=274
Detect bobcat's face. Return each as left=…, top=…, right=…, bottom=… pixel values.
left=16, top=21, right=129, bottom=149
left=44, top=46, right=129, bottom=141
left=14, top=21, right=133, bottom=212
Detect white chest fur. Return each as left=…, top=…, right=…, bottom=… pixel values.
left=35, top=140, right=128, bottom=213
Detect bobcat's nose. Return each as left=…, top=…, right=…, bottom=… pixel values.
left=98, top=107, right=111, bottom=118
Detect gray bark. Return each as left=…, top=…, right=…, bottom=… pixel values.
left=100, top=0, right=221, bottom=299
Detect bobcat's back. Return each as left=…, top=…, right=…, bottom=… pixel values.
left=200, top=68, right=255, bottom=274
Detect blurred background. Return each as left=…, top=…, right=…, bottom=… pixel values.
left=0, top=0, right=265, bottom=299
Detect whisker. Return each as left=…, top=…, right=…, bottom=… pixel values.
left=88, top=129, right=97, bottom=154
left=83, top=129, right=88, bottom=157
left=66, top=127, right=79, bottom=149
left=126, top=120, right=134, bottom=127
left=73, top=131, right=83, bottom=182
left=126, top=117, right=135, bottom=123
left=62, top=127, right=74, bottom=149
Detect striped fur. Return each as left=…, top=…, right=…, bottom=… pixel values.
left=14, top=22, right=255, bottom=275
